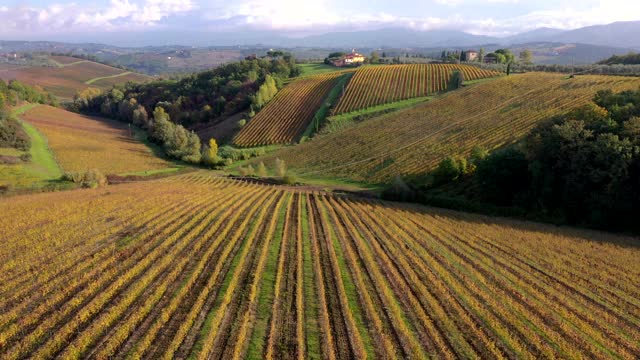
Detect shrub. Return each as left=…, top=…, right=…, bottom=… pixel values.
left=282, top=174, right=298, bottom=185
left=237, top=119, right=247, bottom=128
left=63, top=169, right=108, bottom=188
left=382, top=176, right=415, bottom=201
left=19, top=153, right=32, bottom=162
left=0, top=117, right=31, bottom=151
left=432, top=156, right=466, bottom=185
left=274, top=158, right=287, bottom=177
left=238, top=165, right=255, bottom=177
left=256, top=161, right=268, bottom=177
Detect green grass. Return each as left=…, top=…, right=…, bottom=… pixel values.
left=317, top=201, right=375, bottom=358
left=300, top=73, right=354, bottom=140
left=298, top=63, right=343, bottom=77
left=190, top=196, right=277, bottom=359
left=301, top=195, right=322, bottom=359
left=0, top=104, right=63, bottom=189
left=246, top=194, right=290, bottom=358
left=321, top=96, right=432, bottom=135
left=85, top=71, right=132, bottom=85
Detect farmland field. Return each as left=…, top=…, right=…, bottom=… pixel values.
left=21, top=105, right=171, bottom=174
left=0, top=172, right=639, bottom=359
left=263, top=72, right=640, bottom=183
left=0, top=104, right=62, bottom=189
left=233, top=72, right=351, bottom=147
left=0, top=58, right=150, bottom=100
left=332, top=64, right=501, bottom=115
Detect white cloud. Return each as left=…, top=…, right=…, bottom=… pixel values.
left=0, top=0, right=195, bottom=33
left=0, top=0, right=638, bottom=38
left=133, top=0, right=194, bottom=23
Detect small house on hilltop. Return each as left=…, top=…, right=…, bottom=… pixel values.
left=463, top=50, right=478, bottom=62
left=332, top=50, right=365, bottom=67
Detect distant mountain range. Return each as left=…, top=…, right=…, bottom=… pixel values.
left=2, top=21, right=640, bottom=50
left=1, top=21, right=639, bottom=67
left=278, top=21, right=640, bottom=50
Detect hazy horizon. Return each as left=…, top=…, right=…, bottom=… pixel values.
left=2, top=0, right=640, bottom=46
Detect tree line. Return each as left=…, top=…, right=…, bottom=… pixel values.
left=73, top=55, right=301, bottom=128
left=72, top=56, right=301, bottom=164
left=0, top=79, right=57, bottom=152
left=418, top=89, right=640, bottom=232
left=598, top=52, right=640, bottom=65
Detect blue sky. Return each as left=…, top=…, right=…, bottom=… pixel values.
left=2, top=0, right=639, bottom=42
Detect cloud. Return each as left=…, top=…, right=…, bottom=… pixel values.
left=0, top=0, right=638, bottom=39
left=0, top=0, right=195, bottom=34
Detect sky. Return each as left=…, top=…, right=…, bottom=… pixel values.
left=1, top=0, right=639, bottom=45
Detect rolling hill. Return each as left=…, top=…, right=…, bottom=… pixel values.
left=258, top=73, right=640, bottom=183
left=233, top=71, right=352, bottom=147
left=233, top=65, right=500, bottom=147
left=1, top=172, right=638, bottom=359
left=21, top=105, right=171, bottom=175
left=333, top=64, right=501, bottom=115
left=0, top=56, right=150, bottom=101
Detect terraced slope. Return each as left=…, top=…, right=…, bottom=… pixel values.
left=1, top=172, right=639, bottom=359
left=263, top=73, right=640, bottom=183
left=332, top=64, right=501, bottom=115
left=0, top=58, right=150, bottom=100
left=22, top=105, right=171, bottom=174
left=233, top=72, right=350, bottom=147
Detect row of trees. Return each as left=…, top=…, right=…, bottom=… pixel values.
left=75, top=87, right=204, bottom=164
left=430, top=89, right=640, bottom=231
left=473, top=62, right=640, bottom=76
left=598, top=52, right=640, bottom=65
left=74, top=55, right=301, bottom=128
left=439, top=48, right=532, bottom=65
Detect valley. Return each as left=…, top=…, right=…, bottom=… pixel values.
left=2, top=12, right=640, bottom=360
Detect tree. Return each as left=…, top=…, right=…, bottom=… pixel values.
left=274, top=158, right=287, bottom=177
left=151, top=107, right=175, bottom=144
left=519, top=49, right=533, bottom=65
left=476, top=147, right=530, bottom=206
left=370, top=51, right=380, bottom=64
left=132, top=105, right=149, bottom=127
left=478, top=48, right=485, bottom=63
left=118, top=98, right=137, bottom=122
left=208, top=138, right=218, bottom=160
left=254, top=75, right=278, bottom=110
left=495, top=49, right=515, bottom=64
left=256, top=161, right=268, bottom=177
left=448, top=71, right=464, bottom=90
left=433, top=156, right=467, bottom=185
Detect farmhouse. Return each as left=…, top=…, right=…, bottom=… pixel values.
left=464, top=50, right=478, bottom=62
left=484, top=53, right=499, bottom=64
left=333, top=50, right=365, bottom=67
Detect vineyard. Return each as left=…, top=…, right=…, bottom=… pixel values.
left=0, top=172, right=638, bottom=359
left=233, top=72, right=350, bottom=147
left=332, top=64, right=501, bottom=115
left=0, top=57, right=149, bottom=100
left=263, top=73, right=640, bottom=183
left=22, top=105, right=171, bottom=174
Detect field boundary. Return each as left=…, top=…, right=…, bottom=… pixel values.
left=13, top=104, right=63, bottom=179
left=85, top=71, right=133, bottom=85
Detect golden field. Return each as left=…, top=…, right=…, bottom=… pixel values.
left=22, top=105, right=171, bottom=175
left=1, top=172, right=638, bottom=359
